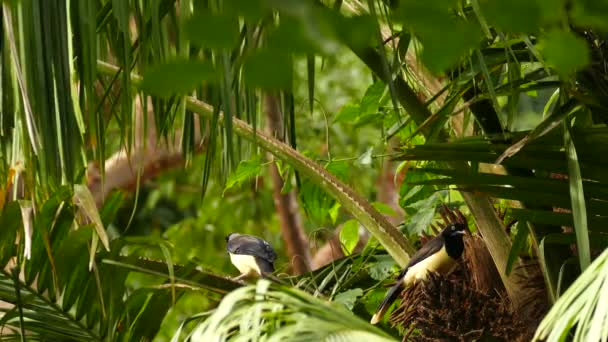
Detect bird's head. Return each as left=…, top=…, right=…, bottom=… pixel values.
left=441, top=223, right=466, bottom=239
left=226, top=233, right=238, bottom=242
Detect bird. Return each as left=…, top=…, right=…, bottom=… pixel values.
left=226, top=233, right=277, bottom=280
left=370, top=222, right=466, bottom=324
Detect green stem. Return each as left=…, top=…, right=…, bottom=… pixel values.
left=96, top=61, right=414, bottom=267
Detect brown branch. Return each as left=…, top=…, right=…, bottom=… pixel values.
left=87, top=96, right=205, bottom=206
left=264, top=94, right=312, bottom=275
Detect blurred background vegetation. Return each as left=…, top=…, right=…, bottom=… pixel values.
left=1, top=0, right=608, bottom=341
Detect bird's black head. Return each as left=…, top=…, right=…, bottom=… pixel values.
left=441, top=223, right=466, bottom=238
left=440, top=223, right=466, bottom=258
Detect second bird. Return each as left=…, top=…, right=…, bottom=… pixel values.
left=370, top=222, right=466, bottom=324
left=226, top=233, right=277, bottom=280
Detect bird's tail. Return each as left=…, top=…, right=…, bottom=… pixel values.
left=370, top=281, right=403, bottom=324
left=255, top=257, right=275, bottom=274
left=255, top=257, right=286, bottom=284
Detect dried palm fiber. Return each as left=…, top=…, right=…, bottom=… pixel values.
left=387, top=206, right=543, bottom=341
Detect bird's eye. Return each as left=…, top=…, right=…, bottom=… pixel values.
left=451, top=225, right=455, bottom=231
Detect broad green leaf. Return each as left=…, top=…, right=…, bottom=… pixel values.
left=330, top=14, right=377, bottom=49
left=368, top=255, right=397, bottom=281
left=224, top=156, right=262, bottom=193
left=243, top=49, right=292, bottom=90
left=73, top=184, right=110, bottom=251
left=225, top=0, right=269, bottom=20
left=419, top=21, right=482, bottom=73
left=329, top=202, right=342, bottom=224
left=402, top=193, right=442, bottom=235
left=333, top=288, right=363, bottom=310
left=480, top=0, right=541, bottom=33
left=325, top=160, right=349, bottom=180
left=539, top=30, right=590, bottom=77
left=396, top=0, right=482, bottom=72
left=571, top=0, right=608, bottom=30
left=300, top=178, right=335, bottom=223
left=185, top=12, right=240, bottom=49
left=333, top=104, right=361, bottom=124
left=360, top=81, right=385, bottom=115
left=141, top=60, right=218, bottom=98
left=266, top=19, right=325, bottom=54
left=340, top=219, right=359, bottom=255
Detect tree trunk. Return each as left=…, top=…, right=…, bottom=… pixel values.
left=264, top=94, right=312, bottom=275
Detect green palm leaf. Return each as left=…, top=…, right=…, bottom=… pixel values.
left=186, top=280, right=395, bottom=342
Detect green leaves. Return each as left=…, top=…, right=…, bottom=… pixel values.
left=73, top=184, right=110, bottom=252
left=534, top=248, right=608, bottom=342
left=396, top=0, right=482, bottom=72
left=243, top=49, right=293, bottom=90
left=0, top=202, right=21, bottom=267
left=563, top=121, right=591, bottom=271
left=185, top=12, right=240, bottom=49
left=340, top=220, right=360, bottom=255
left=141, top=60, right=218, bottom=98
left=224, top=156, right=263, bottom=193
left=368, top=255, right=397, bottom=281
left=334, top=288, right=363, bottom=310
left=189, top=281, right=395, bottom=341
left=571, top=0, right=608, bottom=30
left=539, top=30, right=590, bottom=77
left=479, top=0, right=541, bottom=33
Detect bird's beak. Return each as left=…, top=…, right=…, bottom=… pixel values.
left=453, top=231, right=466, bottom=236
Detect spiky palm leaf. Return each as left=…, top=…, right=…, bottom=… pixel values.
left=534, top=248, right=608, bottom=341
left=185, top=280, right=395, bottom=342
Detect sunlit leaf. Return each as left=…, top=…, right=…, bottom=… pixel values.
left=360, top=81, right=385, bottom=115
left=333, top=104, right=361, bottom=124
left=564, top=121, right=591, bottom=271
left=73, top=184, right=110, bottom=251
left=340, top=219, right=359, bottom=255
left=224, top=156, right=263, bottom=193
left=357, top=147, right=374, bottom=166
left=402, top=193, right=442, bottom=235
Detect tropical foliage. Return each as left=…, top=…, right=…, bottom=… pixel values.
left=0, top=0, right=607, bottom=340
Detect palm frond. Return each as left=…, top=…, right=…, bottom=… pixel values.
left=186, top=280, right=395, bottom=342
left=533, top=248, right=608, bottom=342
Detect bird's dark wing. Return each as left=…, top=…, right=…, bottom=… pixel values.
left=396, top=235, right=445, bottom=278
left=227, top=235, right=277, bottom=263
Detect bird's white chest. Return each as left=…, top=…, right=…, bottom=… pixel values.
left=402, top=246, right=456, bottom=286
left=229, top=253, right=261, bottom=275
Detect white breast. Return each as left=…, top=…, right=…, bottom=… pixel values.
left=229, top=253, right=261, bottom=276
left=402, top=246, right=457, bottom=286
